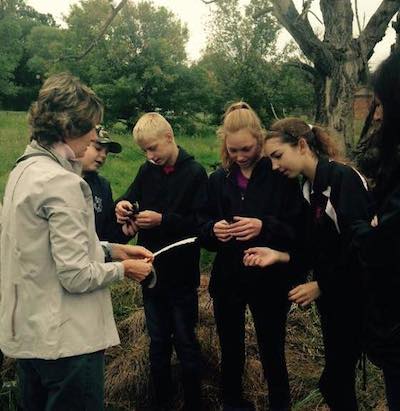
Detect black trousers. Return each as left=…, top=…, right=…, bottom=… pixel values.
left=143, top=288, right=202, bottom=409
left=213, top=285, right=291, bottom=410
left=17, top=351, right=105, bottom=411
left=383, top=366, right=400, bottom=411
left=318, top=298, right=362, bottom=411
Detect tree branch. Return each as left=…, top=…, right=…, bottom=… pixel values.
left=57, top=0, right=129, bottom=62
left=358, top=0, right=400, bottom=60
left=284, top=61, right=317, bottom=80
left=270, top=0, right=334, bottom=75
left=354, top=0, right=363, bottom=36
left=355, top=0, right=370, bottom=80
left=392, top=12, right=400, bottom=52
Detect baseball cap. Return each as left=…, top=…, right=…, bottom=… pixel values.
left=95, top=125, right=122, bottom=154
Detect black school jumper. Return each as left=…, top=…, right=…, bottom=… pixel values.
left=352, top=178, right=400, bottom=410
left=303, top=158, right=371, bottom=411
left=84, top=172, right=129, bottom=243
left=200, top=157, right=306, bottom=410
left=117, top=147, right=208, bottom=409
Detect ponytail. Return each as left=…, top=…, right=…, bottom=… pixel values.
left=267, top=118, right=345, bottom=162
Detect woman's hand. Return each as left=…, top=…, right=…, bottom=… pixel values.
left=288, top=281, right=321, bottom=306
left=228, top=217, right=262, bottom=241
left=111, top=244, right=154, bottom=262
left=243, top=247, right=290, bottom=267
left=213, top=220, right=233, bottom=242
left=122, top=259, right=153, bottom=282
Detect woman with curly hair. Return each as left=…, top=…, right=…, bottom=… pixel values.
left=0, top=73, right=153, bottom=410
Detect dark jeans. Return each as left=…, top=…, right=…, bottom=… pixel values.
left=383, top=367, right=400, bottom=411
left=143, top=288, right=202, bottom=409
left=213, top=286, right=291, bottom=410
left=318, top=300, right=361, bottom=411
left=17, top=350, right=105, bottom=411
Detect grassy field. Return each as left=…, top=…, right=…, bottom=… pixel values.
left=0, top=111, right=221, bottom=198
left=0, top=111, right=386, bottom=410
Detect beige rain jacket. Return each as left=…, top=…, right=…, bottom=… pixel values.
left=0, top=141, right=124, bottom=359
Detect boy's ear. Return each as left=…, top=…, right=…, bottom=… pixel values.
left=165, top=131, right=174, bottom=142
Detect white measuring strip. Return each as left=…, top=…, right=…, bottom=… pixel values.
left=153, top=237, right=198, bottom=258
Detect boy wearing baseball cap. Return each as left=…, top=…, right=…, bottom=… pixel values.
left=81, top=126, right=127, bottom=242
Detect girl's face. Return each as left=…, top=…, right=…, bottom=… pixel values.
left=264, top=137, right=304, bottom=178
left=225, top=129, right=260, bottom=170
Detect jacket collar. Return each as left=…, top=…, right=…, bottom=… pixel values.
left=313, top=158, right=331, bottom=194
left=303, top=158, right=332, bottom=203
left=21, top=140, right=83, bottom=176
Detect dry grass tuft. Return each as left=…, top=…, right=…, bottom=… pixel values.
left=105, top=276, right=386, bottom=410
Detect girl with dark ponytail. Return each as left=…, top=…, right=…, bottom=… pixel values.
left=245, top=117, right=371, bottom=410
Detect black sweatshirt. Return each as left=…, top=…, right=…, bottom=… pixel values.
left=84, top=172, right=129, bottom=243
left=117, top=147, right=208, bottom=293
left=199, top=157, right=307, bottom=299
left=303, top=159, right=371, bottom=302
left=352, top=180, right=400, bottom=367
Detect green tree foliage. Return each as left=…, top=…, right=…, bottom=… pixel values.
left=0, top=12, right=22, bottom=99
left=1, top=0, right=315, bottom=131
left=0, top=0, right=56, bottom=108
left=198, top=0, right=314, bottom=125
left=60, top=0, right=191, bottom=125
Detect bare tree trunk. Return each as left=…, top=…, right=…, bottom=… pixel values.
left=316, top=54, right=364, bottom=149
left=269, top=0, right=400, bottom=151
left=201, top=0, right=400, bottom=148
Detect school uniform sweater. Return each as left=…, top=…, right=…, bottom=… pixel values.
left=352, top=179, right=400, bottom=369
left=84, top=172, right=129, bottom=243
left=303, top=159, right=371, bottom=300
left=117, top=147, right=208, bottom=293
left=199, top=157, right=307, bottom=299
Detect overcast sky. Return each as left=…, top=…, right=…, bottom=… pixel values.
left=26, top=0, right=396, bottom=67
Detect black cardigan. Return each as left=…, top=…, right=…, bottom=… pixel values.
left=303, top=159, right=372, bottom=301
left=199, top=157, right=307, bottom=298
left=352, top=179, right=400, bottom=368
left=84, top=172, right=129, bottom=243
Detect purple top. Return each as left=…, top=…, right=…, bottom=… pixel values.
left=235, top=168, right=249, bottom=192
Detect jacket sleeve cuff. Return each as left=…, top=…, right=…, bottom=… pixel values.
left=100, top=241, right=113, bottom=262
left=114, top=262, right=125, bottom=280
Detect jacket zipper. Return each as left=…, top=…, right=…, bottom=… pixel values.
left=11, top=285, right=18, bottom=340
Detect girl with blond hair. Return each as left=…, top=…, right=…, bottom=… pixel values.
left=200, top=102, right=305, bottom=411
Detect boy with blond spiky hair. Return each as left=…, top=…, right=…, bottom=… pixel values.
left=116, top=112, right=208, bottom=411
